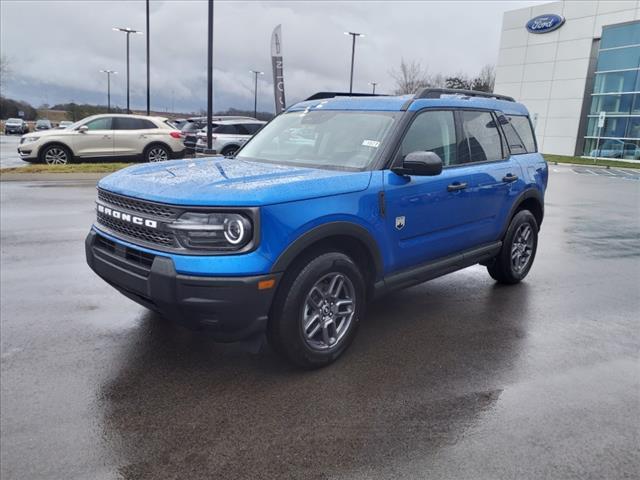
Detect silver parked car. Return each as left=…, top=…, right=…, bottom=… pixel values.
left=195, top=120, right=266, bottom=156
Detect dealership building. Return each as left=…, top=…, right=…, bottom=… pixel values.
left=494, top=0, right=640, bottom=159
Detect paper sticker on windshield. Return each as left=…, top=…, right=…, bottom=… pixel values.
left=362, top=140, right=380, bottom=148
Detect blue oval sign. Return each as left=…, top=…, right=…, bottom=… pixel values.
left=526, top=14, right=565, bottom=34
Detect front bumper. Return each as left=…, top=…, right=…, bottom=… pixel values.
left=17, top=146, right=37, bottom=160
left=85, top=230, right=281, bottom=341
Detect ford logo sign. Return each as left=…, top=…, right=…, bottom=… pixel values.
left=526, top=14, right=565, bottom=34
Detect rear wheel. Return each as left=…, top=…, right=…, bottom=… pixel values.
left=487, top=210, right=538, bottom=284
left=145, top=144, right=170, bottom=162
left=41, top=145, right=71, bottom=165
left=268, top=251, right=365, bottom=368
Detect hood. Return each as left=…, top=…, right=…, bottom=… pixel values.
left=24, top=129, right=58, bottom=139
left=98, top=158, right=372, bottom=206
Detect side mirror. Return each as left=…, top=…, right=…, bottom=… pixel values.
left=392, top=151, right=443, bottom=176
left=78, top=125, right=88, bottom=133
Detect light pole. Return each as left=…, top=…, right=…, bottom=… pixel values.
left=100, top=70, right=117, bottom=112
left=205, top=0, right=214, bottom=153
left=369, top=82, right=378, bottom=94
left=146, top=0, right=150, bottom=115
left=250, top=70, right=264, bottom=119
left=112, top=27, right=143, bottom=113
left=344, top=31, right=364, bottom=94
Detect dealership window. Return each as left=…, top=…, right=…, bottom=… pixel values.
left=583, top=21, right=640, bottom=159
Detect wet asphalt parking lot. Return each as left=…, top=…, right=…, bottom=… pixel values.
left=0, top=135, right=26, bottom=169
left=1, top=164, right=639, bottom=479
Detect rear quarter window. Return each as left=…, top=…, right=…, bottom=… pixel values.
left=499, top=115, right=537, bottom=154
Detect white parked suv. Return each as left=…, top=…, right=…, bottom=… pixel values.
left=195, top=119, right=265, bottom=156
left=17, top=114, right=186, bottom=164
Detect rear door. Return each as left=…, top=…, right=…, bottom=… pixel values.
left=71, top=117, right=114, bottom=157
left=113, top=117, right=158, bottom=156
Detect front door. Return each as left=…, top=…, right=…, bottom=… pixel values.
left=383, top=109, right=519, bottom=274
left=71, top=117, right=114, bottom=158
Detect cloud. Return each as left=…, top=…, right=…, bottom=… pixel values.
left=0, top=0, right=548, bottom=114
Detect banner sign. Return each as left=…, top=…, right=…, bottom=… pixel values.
left=271, top=24, right=286, bottom=114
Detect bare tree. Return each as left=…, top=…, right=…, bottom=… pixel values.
left=471, top=64, right=496, bottom=93
left=0, top=55, right=10, bottom=94
left=390, top=59, right=430, bottom=95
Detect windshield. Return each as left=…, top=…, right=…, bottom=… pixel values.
left=7, top=118, right=21, bottom=124
left=236, top=110, right=399, bottom=171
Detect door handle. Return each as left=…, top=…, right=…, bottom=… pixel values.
left=447, top=182, right=468, bottom=192
left=102, top=135, right=111, bottom=139
left=502, top=174, right=519, bottom=183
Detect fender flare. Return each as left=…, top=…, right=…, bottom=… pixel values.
left=270, top=221, right=384, bottom=279
left=501, top=188, right=544, bottom=237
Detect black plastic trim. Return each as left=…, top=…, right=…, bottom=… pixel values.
left=375, top=241, right=502, bottom=297
left=270, top=221, right=384, bottom=280
left=501, top=188, right=544, bottom=236
left=86, top=230, right=280, bottom=340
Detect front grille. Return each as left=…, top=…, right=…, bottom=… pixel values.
left=97, top=211, right=176, bottom=247
left=97, top=189, right=178, bottom=220
left=94, top=233, right=156, bottom=271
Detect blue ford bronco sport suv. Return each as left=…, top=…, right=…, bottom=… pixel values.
left=86, top=88, right=548, bottom=368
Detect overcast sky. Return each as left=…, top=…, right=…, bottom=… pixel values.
left=1, top=0, right=548, bottom=114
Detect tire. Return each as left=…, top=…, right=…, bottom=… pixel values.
left=40, top=144, right=72, bottom=165
left=487, top=210, right=538, bottom=284
left=268, top=251, right=366, bottom=368
left=145, top=144, right=170, bottom=162
left=221, top=145, right=239, bottom=157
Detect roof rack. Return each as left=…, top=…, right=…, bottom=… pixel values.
left=305, top=92, right=388, bottom=101
left=415, top=88, right=515, bottom=102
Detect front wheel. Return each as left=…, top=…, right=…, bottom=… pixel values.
left=487, top=210, right=538, bottom=284
left=41, top=145, right=71, bottom=165
left=268, top=251, right=366, bottom=368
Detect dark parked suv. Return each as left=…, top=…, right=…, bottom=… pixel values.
left=87, top=88, right=548, bottom=368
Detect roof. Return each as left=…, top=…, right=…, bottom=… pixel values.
left=211, top=119, right=266, bottom=125
left=288, top=92, right=529, bottom=116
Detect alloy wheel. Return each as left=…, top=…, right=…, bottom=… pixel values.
left=148, top=147, right=168, bottom=162
left=511, top=223, right=534, bottom=273
left=44, top=147, right=68, bottom=165
left=302, top=272, right=356, bottom=351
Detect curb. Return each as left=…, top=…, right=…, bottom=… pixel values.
left=0, top=172, right=108, bottom=182
left=549, top=162, right=639, bottom=171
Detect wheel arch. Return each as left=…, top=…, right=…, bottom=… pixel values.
left=270, top=221, right=384, bottom=291
left=503, top=189, right=544, bottom=236
left=38, top=141, right=75, bottom=161
left=221, top=143, right=241, bottom=153
left=143, top=141, right=173, bottom=156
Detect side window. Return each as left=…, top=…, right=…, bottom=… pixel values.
left=235, top=125, right=251, bottom=135
left=244, top=124, right=263, bottom=134
left=399, top=110, right=457, bottom=166
left=85, top=117, right=112, bottom=130
left=507, top=115, right=537, bottom=153
left=114, top=117, right=157, bottom=130
left=458, top=111, right=504, bottom=164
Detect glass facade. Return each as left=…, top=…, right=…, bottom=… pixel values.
left=583, top=21, right=640, bottom=160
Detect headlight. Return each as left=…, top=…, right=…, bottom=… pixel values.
left=22, top=136, right=39, bottom=143
left=169, top=212, right=253, bottom=251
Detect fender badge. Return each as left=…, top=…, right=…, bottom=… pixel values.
left=395, top=216, right=406, bottom=230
